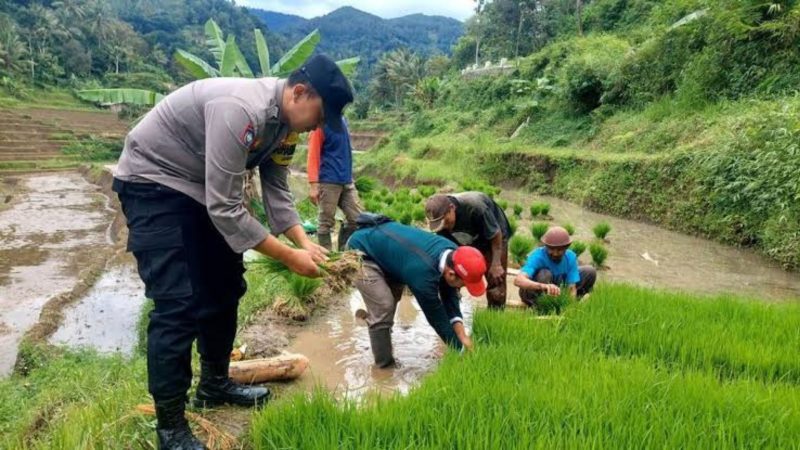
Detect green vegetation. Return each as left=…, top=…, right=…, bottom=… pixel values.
left=509, top=234, right=535, bottom=265
left=355, top=175, right=378, bottom=194
left=530, top=222, right=549, bottom=242
left=512, top=203, right=523, bottom=218
left=589, top=242, right=609, bottom=268
left=593, top=222, right=612, bottom=240
left=570, top=240, right=587, bottom=257
left=355, top=0, right=800, bottom=268
left=507, top=216, right=518, bottom=236
left=251, top=284, right=800, bottom=449
left=562, top=223, right=575, bottom=236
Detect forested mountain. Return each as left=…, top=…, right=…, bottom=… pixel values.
left=251, top=6, right=463, bottom=67
left=0, top=0, right=288, bottom=91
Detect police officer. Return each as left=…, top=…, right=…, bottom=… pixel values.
left=112, top=54, right=353, bottom=449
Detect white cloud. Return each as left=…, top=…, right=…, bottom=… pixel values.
left=238, top=0, right=475, bottom=21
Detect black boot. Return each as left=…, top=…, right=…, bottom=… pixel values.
left=194, top=359, right=271, bottom=408
left=318, top=232, right=333, bottom=251
left=368, top=328, right=396, bottom=368
left=155, top=396, right=207, bottom=450
left=337, top=225, right=357, bottom=251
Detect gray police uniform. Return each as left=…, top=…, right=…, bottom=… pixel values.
left=112, top=77, right=298, bottom=400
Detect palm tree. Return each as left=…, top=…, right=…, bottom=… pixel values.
left=0, top=15, right=26, bottom=73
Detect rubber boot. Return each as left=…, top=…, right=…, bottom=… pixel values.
left=337, top=225, right=357, bottom=251
left=368, top=328, right=396, bottom=368
left=317, top=232, right=333, bottom=251
left=155, top=396, right=207, bottom=450
left=193, top=360, right=271, bottom=408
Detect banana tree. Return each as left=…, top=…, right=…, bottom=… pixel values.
left=78, top=19, right=359, bottom=106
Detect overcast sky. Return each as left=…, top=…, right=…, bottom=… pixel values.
left=237, top=0, right=476, bottom=21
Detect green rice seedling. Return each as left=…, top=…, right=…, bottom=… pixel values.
left=252, top=285, right=800, bottom=449
left=570, top=240, right=587, bottom=257
left=364, top=199, right=382, bottom=213
left=533, top=291, right=574, bottom=315
left=539, top=202, right=551, bottom=216
left=509, top=234, right=535, bottom=265
left=513, top=204, right=523, bottom=217
left=383, top=194, right=395, bottom=205
left=529, top=203, right=542, bottom=217
left=288, top=273, right=323, bottom=301
left=508, top=216, right=518, bottom=236
left=419, top=185, right=436, bottom=197
left=354, top=175, right=377, bottom=194
left=562, top=223, right=575, bottom=235
left=593, top=222, right=612, bottom=240
left=589, top=242, right=608, bottom=268
left=411, top=192, right=424, bottom=204
left=497, top=199, right=509, bottom=211
left=530, top=222, right=550, bottom=242
left=379, top=187, right=389, bottom=196
left=412, top=206, right=426, bottom=223
left=399, top=211, right=413, bottom=225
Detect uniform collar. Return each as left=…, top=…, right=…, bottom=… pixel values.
left=439, top=249, right=453, bottom=274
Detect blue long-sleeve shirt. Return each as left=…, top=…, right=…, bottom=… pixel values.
left=347, top=222, right=464, bottom=349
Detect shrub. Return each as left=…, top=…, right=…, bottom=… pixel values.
left=589, top=243, right=609, bottom=268
left=509, top=235, right=535, bottom=265
left=531, top=222, right=550, bottom=242
left=593, top=222, right=612, bottom=240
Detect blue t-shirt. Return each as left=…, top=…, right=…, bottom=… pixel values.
left=520, top=247, right=580, bottom=285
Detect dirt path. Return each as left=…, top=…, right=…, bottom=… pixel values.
left=0, top=171, right=116, bottom=375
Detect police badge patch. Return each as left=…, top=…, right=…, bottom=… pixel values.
left=240, top=123, right=255, bottom=148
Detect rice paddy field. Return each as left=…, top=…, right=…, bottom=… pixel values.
left=251, top=284, right=800, bottom=449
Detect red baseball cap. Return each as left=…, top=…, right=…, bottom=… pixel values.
left=452, top=246, right=487, bottom=297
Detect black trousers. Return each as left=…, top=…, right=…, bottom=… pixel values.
left=113, top=179, right=246, bottom=400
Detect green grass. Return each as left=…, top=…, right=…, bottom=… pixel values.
left=562, top=222, right=575, bottom=236
left=0, top=263, right=286, bottom=448
left=251, top=284, right=800, bottom=449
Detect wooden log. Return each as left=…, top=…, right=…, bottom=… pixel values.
left=228, top=353, right=309, bottom=384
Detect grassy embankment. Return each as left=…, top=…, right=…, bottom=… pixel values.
left=252, top=283, right=800, bottom=449
left=354, top=1, right=800, bottom=269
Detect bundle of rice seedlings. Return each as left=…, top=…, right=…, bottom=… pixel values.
left=530, top=222, right=550, bottom=242
left=509, top=234, right=535, bottom=265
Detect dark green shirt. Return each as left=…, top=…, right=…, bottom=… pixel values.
left=348, top=222, right=464, bottom=349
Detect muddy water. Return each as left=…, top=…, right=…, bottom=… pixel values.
left=499, top=191, right=800, bottom=301
left=288, top=290, right=474, bottom=399
left=50, top=258, right=145, bottom=355
left=0, top=172, right=115, bottom=375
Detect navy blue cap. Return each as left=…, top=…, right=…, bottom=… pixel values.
left=299, top=54, right=354, bottom=131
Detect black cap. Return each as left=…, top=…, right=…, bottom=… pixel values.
left=299, top=54, right=354, bottom=132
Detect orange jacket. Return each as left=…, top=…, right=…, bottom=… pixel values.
left=307, top=127, right=324, bottom=183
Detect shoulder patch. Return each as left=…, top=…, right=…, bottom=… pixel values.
left=240, top=123, right=255, bottom=148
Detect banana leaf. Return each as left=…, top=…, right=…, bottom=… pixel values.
left=76, top=88, right=164, bottom=106
left=254, top=28, right=270, bottom=76
left=174, top=49, right=219, bottom=79
left=272, top=29, right=320, bottom=76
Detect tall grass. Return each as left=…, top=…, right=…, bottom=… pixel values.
left=251, top=284, right=800, bottom=449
